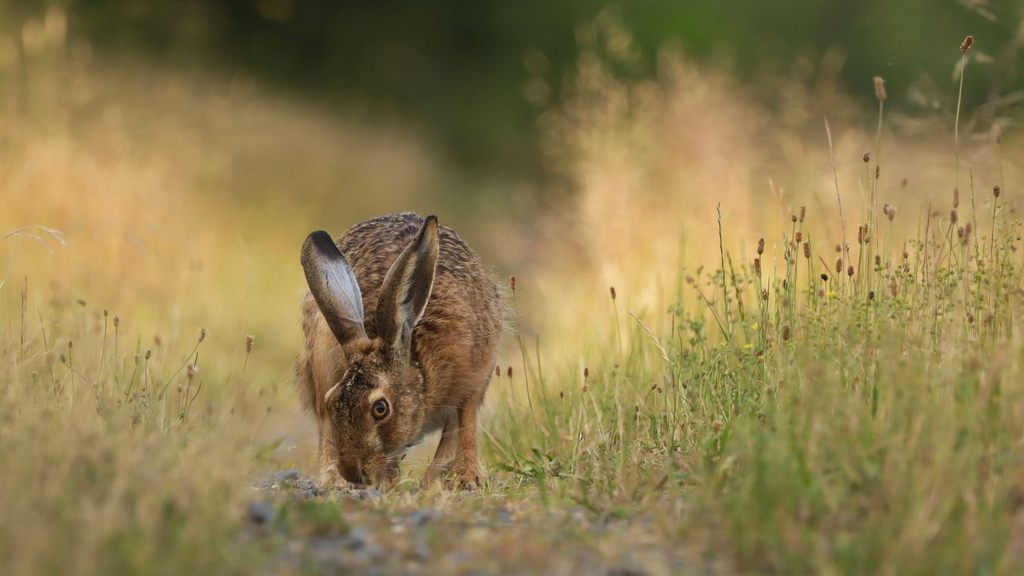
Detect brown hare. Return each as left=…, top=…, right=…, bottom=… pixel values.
left=296, top=213, right=502, bottom=488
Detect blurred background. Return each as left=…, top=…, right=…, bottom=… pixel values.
left=1, top=0, right=1022, bottom=458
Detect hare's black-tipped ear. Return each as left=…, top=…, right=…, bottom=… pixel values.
left=301, top=231, right=367, bottom=345
left=375, top=215, right=439, bottom=360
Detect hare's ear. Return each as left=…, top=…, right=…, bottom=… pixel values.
left=375, top=215, right=439, bottom=360
left=301, top=231, right=367, bottom=345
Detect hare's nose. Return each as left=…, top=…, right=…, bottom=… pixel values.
left=340, top=463, right=361, bottom=484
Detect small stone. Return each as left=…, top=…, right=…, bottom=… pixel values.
left=495, top=509, right=513, bottom=525
left=356, top=489, right=384, bottom=502
left=409, top=508, right=439, bottom=527
left=274, top=469, right=300, bottom=483
left=247, top=501, right=275, bottom=525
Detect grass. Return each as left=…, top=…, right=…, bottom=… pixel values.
left=3, top=8, right=1024, bottom=576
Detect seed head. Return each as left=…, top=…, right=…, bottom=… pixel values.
left=507, top=366, right=513, bottom=378
left=245, top=335, right=254, bottom=353
left=953, top=188, right=960, bottom=209
left=835, top=244, right=842, bottom=253
left=186, top=365, right=198, bottom=379
left=560, top=391, right=564, bottom=399
left=799, top=206, right=806, bottom=222
left=847, top=265, right=854, bottom=277
left=890, top=277, right=898, bottom=297
left=795, top=231, right=802, bottom=243
left=610, top=286, right=616, bottom=300
left=957, top=226, right=965, bottom=239
left=875, top=166, right=880, bottom=179
left=836, top=257, right=843, bottom=274
left=887, top=207, right=896, bottom=221
left=781, top=325, right=791, bottom=341
left=869, top=290, right=875, bottom=300
left=103, top=309, right=108, bottom=317
left=757, top=238, right=765, bottom=255
left=994, top=185, right=1001, bottom=198
left=961, top=35, right=974, bottom=54
left=584, top=367, right=589, bottom=379
left=791, top=214, right=797, bottom=223
left=496, top=366, right=501, bottom=377
left=875, top=255, right=881, bottom=267
left=134, top=353, right=140, bottom=365
left=968, top=313, right=975, bottom=324
left=753, top=257, right=761, bottom=277
left=821, top=273, right=829, bottom=282
left=874, top=76, right=886, bottom=101
left=858, top=225, right=864, bottom=245
left=761, top=289, right=769, bottom=301
left=510, top=276, right=516, bottom=291
left=803, top=242, right=810, bottom=259
left=950, top=210, right=958, bottom=225
left=198, top=328, right=208, bottom=343
left=113, top=316, right=120, bottom=327
left=68, top=341, right=73, bottom=349
left=903, top=251, right=909, bottom=259
left=144, top=349, right=152, bottom=360
left=817, top=288, right=825, bottom=298
left=59, top=354, right=66, bottom=364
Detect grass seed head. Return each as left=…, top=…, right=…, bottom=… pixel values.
left=510, top=276, right=516, bottom=291
left=781, top=325, right=790, bottom=341
left=507, top=366, right=513, bottom=378
left=950, top=210, right=958, bottom=224
left=962, top=35, right=974, bottom=53
left=791, top=214, right=797, bottom=223
left=186, top=365, right=198, bottom=379
left=795, top=231, right=802, bottom=243
left=198, top=328, right=208, bottom=343
left=890, top=277, right=898, bottom=297
left=874, top=76, right=886, bottom=101
left=875, top=255, right=881, bottom=267
left=103, top=309, right=108, bottom=317
left=754, top=257, right=761, bottom=277
left=610, top=286, right=616, bottom=300
left=953, top=188, right=960, bottom=209
left=245, top=335, right=254, bottom=353
left=847, top=265, right=854, bottom=277
left=799, top=206, right=805, bottom=222
left=803, top=242, right=810, bottom=259
left=761, top=289, right=768, bottom=301
left=113, top=315, right=119, bottom=327
left=994, top=185, right=1001, bottom=198
left=757, top=238, right=765, bottom=255
left=144, top=349, right=152, bottom=360
left=820, top=273, right=828, bottom=282
left=59, top=353, right=66, bottom=364
left=836, top=257, right=843, bottom=274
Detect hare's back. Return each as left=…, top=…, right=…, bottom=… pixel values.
left=337, top=213, right=502, bottom=367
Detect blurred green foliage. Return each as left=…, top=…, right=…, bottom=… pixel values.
left=9, top=0, right=1023, bottom=182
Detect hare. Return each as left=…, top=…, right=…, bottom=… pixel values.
left=296, top=213, right=502, bottom=488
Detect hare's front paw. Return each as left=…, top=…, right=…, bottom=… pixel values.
left=315, top=467, right=344, bottom=490
left=450, top=461, right=486, bottom=490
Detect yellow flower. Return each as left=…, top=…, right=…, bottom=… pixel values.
left=744, top=343, right=753, bottom=349
left=752, top=323, right=759, bottom=330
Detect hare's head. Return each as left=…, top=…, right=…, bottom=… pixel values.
left=300, top=216, right=439, bottom=485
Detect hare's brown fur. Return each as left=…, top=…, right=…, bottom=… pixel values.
left=296, top=213, right=502, bottom=487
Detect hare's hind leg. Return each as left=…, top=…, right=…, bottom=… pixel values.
left=422, top=411, right=459, bottom=486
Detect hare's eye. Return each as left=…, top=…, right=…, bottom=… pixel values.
left=371, top=399, right=390, bottom=420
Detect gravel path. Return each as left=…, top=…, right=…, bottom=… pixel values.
left=242, top=471, right=708, bottom=576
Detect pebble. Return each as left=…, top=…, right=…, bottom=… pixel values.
left=274, top=469, right=300, bottom=483
left=247, top=500, right=276, bottom=525
left=408, top=508, right=439, bottom=527
left=356, top=489, right=384, bottom=502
